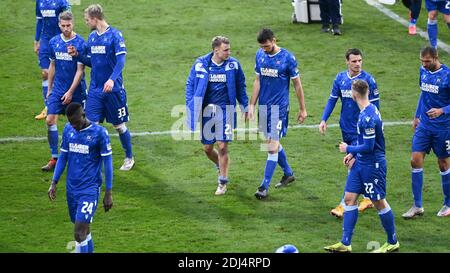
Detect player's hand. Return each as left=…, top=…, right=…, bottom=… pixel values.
left=248, top=104, right=256, bottom=121
left=243, top=111, right=249, bottom=122
left=297, top=110, right=307, bottom=124
left=46, top=90, right=51, bottom=100
left=34, top=41, right=40, bottom=55
left=103, top=79, right=114, bottom=92
left=343, top=153, right=354, bottom=167
left=339, top=142, right=348, bottom=153
left=67, top=45, right=78, bottom=57
left=412, top=117, right=420, bottom=129
left=48, top=182, right=57, bottom=201
left=319, top=120, right=327, bottom=135
left=61, top=91, right=73, bottom=105
left=103, top=190, right=113, bottom=212
left=426, top=108, right=443, bottom=119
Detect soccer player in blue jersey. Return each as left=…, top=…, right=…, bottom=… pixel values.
left=68, top=4, right=134, bottom=171
left=34, top=0, right=70, bottom=120
left=324, top=80, right=399, bottom=253
left=425, top=0, right=450, bottom=49
left=185, top=36, right=249, bottom=195
left=41, top=11, right=87, bottom=172
left=249, top=28, right=307, bottom=200
left=319, top=48, right=379, bottom=217
left=403, top=46, right=450, bottom=218
left=48, top=102, right=113, bottom=253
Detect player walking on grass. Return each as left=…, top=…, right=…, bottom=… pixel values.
left=68, top=4, right=135, bottom=171
left=319, top=48, right=379, bottom=217
left=402, top=46, right=450, bottom=219
left=324, top=80, right=399, bottom=253
left=48, top=102, right=113, bottom=253
left=185, top=36, right=248, bottom=195
left=41, top=11, right=87, bottom=172
left=249, top=28, right=307, bottom=200
left=34, top=0, right=71, bottom=120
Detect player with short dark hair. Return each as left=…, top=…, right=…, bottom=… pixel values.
left=319, top=48, right=380, bottom=217
left=250, top=28, right=307, bottom=199
left=41, top=10, right=87, bottom=172
left=34, top=0, right=71, bottom=120
left=324, top=80, right=399, bottom=253
left=402, top=46, right=450, bottom=219
left=185, top=35, right=248, bottom=195
left=48, top=102, right=113, bottom=253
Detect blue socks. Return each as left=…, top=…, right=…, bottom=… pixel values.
left=441, top=169, right=450, bottom=206
left=118, top=129, right=133, bottom=158
left=277, top=145, right=293, bottom=176
left=48, top=124, right=58, bottom=159
left=412, top=168, right=423, bottom=208
left=42, top=80, right=48, bottom=106
left=260, top=153, right=278, bottom=190
left=218, top=175, right=228, bottom=185
left=427, top=19, right=438, bottom=48
left=341, top=204, right=358, bottom=246
left=378, top=206, right=397, bottom=245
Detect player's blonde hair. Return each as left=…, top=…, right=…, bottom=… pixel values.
left=352, top=80, right=369, bottom=96
left=84, top=4, right=104, bottom=20
left=211, top=36, right=229, bottom=50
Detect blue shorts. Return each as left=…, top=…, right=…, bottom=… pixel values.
left=412, top=126, right=450, bottom=158
left=201, top=104, right=233, bottom=145
left=345, top=160, right=387, bottom=201
left=86, top=89, right=129, bottom=125
left=47, top=92, right=86, bottom=115
left=38, top=38, right=50, bottom=69
left=66, top=188, right=100, bottom=224
left=258, top=107, right=289, bottom=141
left=425, top=0, right=450, bottom=14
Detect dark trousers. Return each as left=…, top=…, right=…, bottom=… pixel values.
left=319, top=0, right=342, bottom=26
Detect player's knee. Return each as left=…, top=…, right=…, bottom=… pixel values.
left=217, top=144, right=228, bottom=156
left=46, top=115, right=57, bottom=126
left=411, top=158, right=422, bottom=168
left=204, top=145, right=214, bottom=155
left=114, top=123, right=128, bottom=134
left=437, top=159, right=450, bottom=172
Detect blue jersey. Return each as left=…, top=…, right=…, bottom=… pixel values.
left=355, top=104, right=385, bottom=164
left=204, top=60, right=230, bottom=106
left=254, top=48, right=299, bottom=113
left=36, top=0, right=70, bottom=40
left=49, top=34, right=87, bottom=99
left=416, top=64, right=450, bottom=130
left=60, top=123, right=112, bottom=195
left=86, top=26, right=127, bottom=93
left=323, top=70, right=379, bottom=135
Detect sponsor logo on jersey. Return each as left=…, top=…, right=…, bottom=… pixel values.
left=107, top=143, right=112, bottom=151
left=41, top=10, right=56, bottom=17
left=55, top=52, right=73, bottom=61
left=421, top=82, right=439, bottom=94
left=69, top=143, right=89, bottom=154
left=341, top=89, right=352, bottom=98
left=119, top=41, right=126, bottom=48
left=91, top=46, right=106, bottom=54
left=209, top=74, right=226, bottom=82
left=260, top=68, right=278, bottom=77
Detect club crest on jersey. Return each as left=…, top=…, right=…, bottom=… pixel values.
left=260, top=68, right=278, bottom=77
left=91, top=46, right=106, bottom=54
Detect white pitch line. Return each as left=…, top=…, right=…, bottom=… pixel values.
left=0, top=121, right=412, bottom=143
left=365, top=0, right=450, bottom=54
